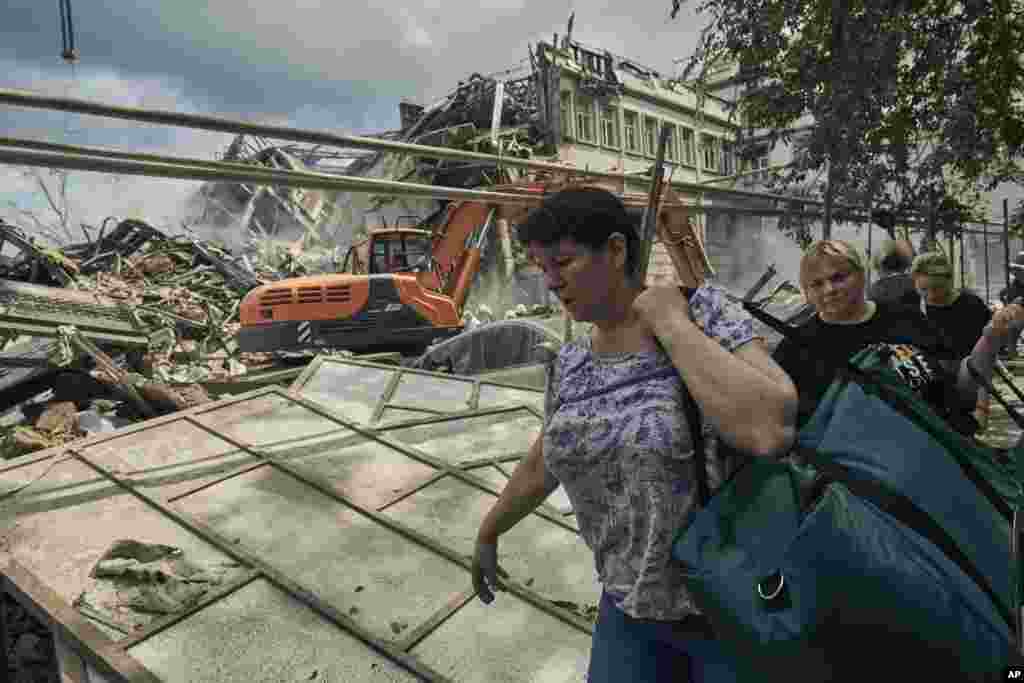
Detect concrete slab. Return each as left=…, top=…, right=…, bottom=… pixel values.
left=197, top=394, right=351, bottom=453
left=78, top=419, right=258, bottom=501
left=1, top=390, right=593, bottom=682
left=284, top=436, right=440, bottom=511
left=390, top=372, right=475, bottom=412
left=293, top=359, right=397, bottom=424
left=127, top=578, right=420, bottom=683
left=382, top=475, right=600, bottom=610
left=0, top=458, right=240, bottom=636
left=383, top=410, right=541, bottom=466
left=410, top=592, right=591, bottom=683
left=174, top=467, right=467, bottom=643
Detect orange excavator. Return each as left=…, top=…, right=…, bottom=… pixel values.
left=237, top=202, right=496, bottom=354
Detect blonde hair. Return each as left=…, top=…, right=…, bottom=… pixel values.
left=800, top=240, right=866, bottom=276
left=910, top=252, right=954, bottom=279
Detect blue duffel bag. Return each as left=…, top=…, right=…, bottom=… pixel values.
left=672, top=341, right=1020, bottom=681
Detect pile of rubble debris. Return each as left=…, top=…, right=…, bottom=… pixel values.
left=0, top=216, right=359, bottom=460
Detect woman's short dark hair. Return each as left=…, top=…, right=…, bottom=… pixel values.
left=515, top=186, right=640, bottom=278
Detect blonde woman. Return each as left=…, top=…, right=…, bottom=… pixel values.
left=773, top=240, right=1023, bottom=435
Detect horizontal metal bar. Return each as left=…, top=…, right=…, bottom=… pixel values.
left=457, top=452, right=531, bottom=469
left=375, top=470, right=449, bottom=513
left=371, top=403, right=536, bottom=433
left=0, top=88, right=888, bottom=213
left=191, top=366, right=305, bottom=395
left=164, top=461, right=270, bottom=503
left=0, top=146, right=553, bottom=205
left=382, top=403, right=451, bottom=417
left=0, top=317, right=149, bottom=346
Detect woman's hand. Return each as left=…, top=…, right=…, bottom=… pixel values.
left=472, top=539, right=507, bottom=604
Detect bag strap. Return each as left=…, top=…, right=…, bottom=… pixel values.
left=810, top=456, right=1016, bottom=633
left=677, top=286, right=709, bottom=507
left=682, top=386, right=709, bottom=507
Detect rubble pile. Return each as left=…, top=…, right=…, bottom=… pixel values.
left=3, top=592, right=60, bottom=683
left=0, top=217, right=348, bottom=459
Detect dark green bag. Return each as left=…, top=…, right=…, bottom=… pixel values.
left=673, top=336, right=1020, bottom=681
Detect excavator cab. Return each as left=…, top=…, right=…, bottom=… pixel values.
left=341, top=229, right=440, bottom=290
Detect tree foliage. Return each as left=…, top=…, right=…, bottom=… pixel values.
left=671, top=0, right=1024, bottom=237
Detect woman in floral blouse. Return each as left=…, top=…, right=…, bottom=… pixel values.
left=471, top=187, right=798, bottom=683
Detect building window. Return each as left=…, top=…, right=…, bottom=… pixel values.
left=643, top=117, right=659, bottom=157
left=701, top=134, right=720, bottom=172
left=680, top=127, right=695, bottom=166
left=664, top=124, right=678, bottom=162
left=623, top=111, right=640, bottom=153
left=575, top=95, right=597, bottom=143
left=600, top=104, right=620, bottom=149
left=754, top=154, right=770, bottom=181
left=559, top=92, right=573, bottom=139
left=720, top=140, right=735, bottom=176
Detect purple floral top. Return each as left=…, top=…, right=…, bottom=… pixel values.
left=543, top=284, right=756, bottom=620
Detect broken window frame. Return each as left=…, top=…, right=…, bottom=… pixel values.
left=574, top=94, right=597, bottom=145
left=642, top=116, right=659, bottom=159
left=679, top=127, right=696, bottom=167
left=623, top=110, right=641, bottom=155
left=599, top=103, right=620, bottom=150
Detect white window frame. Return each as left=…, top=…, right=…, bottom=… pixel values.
left=680, top=127, right=695, bottom=166
left=643, top=116, right=659, bottom=158
left=701, top=134, right=719, bottom=172
left=623, top=110, right=641, bottom=154
left=600, top=104, right=620, bottom=149
left=559, top=92, right=574, bottom=140
left=574, top=94, right=597, bottom=144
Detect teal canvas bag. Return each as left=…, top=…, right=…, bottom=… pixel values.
left=672, top=317, right=1020, bottom=681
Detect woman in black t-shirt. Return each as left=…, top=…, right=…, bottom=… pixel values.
left=911, top=252, right=992, bottom=358
left=774, top=240, right=1022, bottom=434
left=910, top=252, right=993, bottom=429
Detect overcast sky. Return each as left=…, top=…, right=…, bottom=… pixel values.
left=0, top=1, right=1018, bottom=242
left=0, top=1, right=707, bottom=235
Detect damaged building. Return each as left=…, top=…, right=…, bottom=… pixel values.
left=0, top=22, right=835, bottom=683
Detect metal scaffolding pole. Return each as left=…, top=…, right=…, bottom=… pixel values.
left=0, top=87, right=917, bottom=217
left=1006, top=198, right=1012, bottom=291
left=0, top=139, right=898, bottom=224
left=984, top=220, right=991, bottom=302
